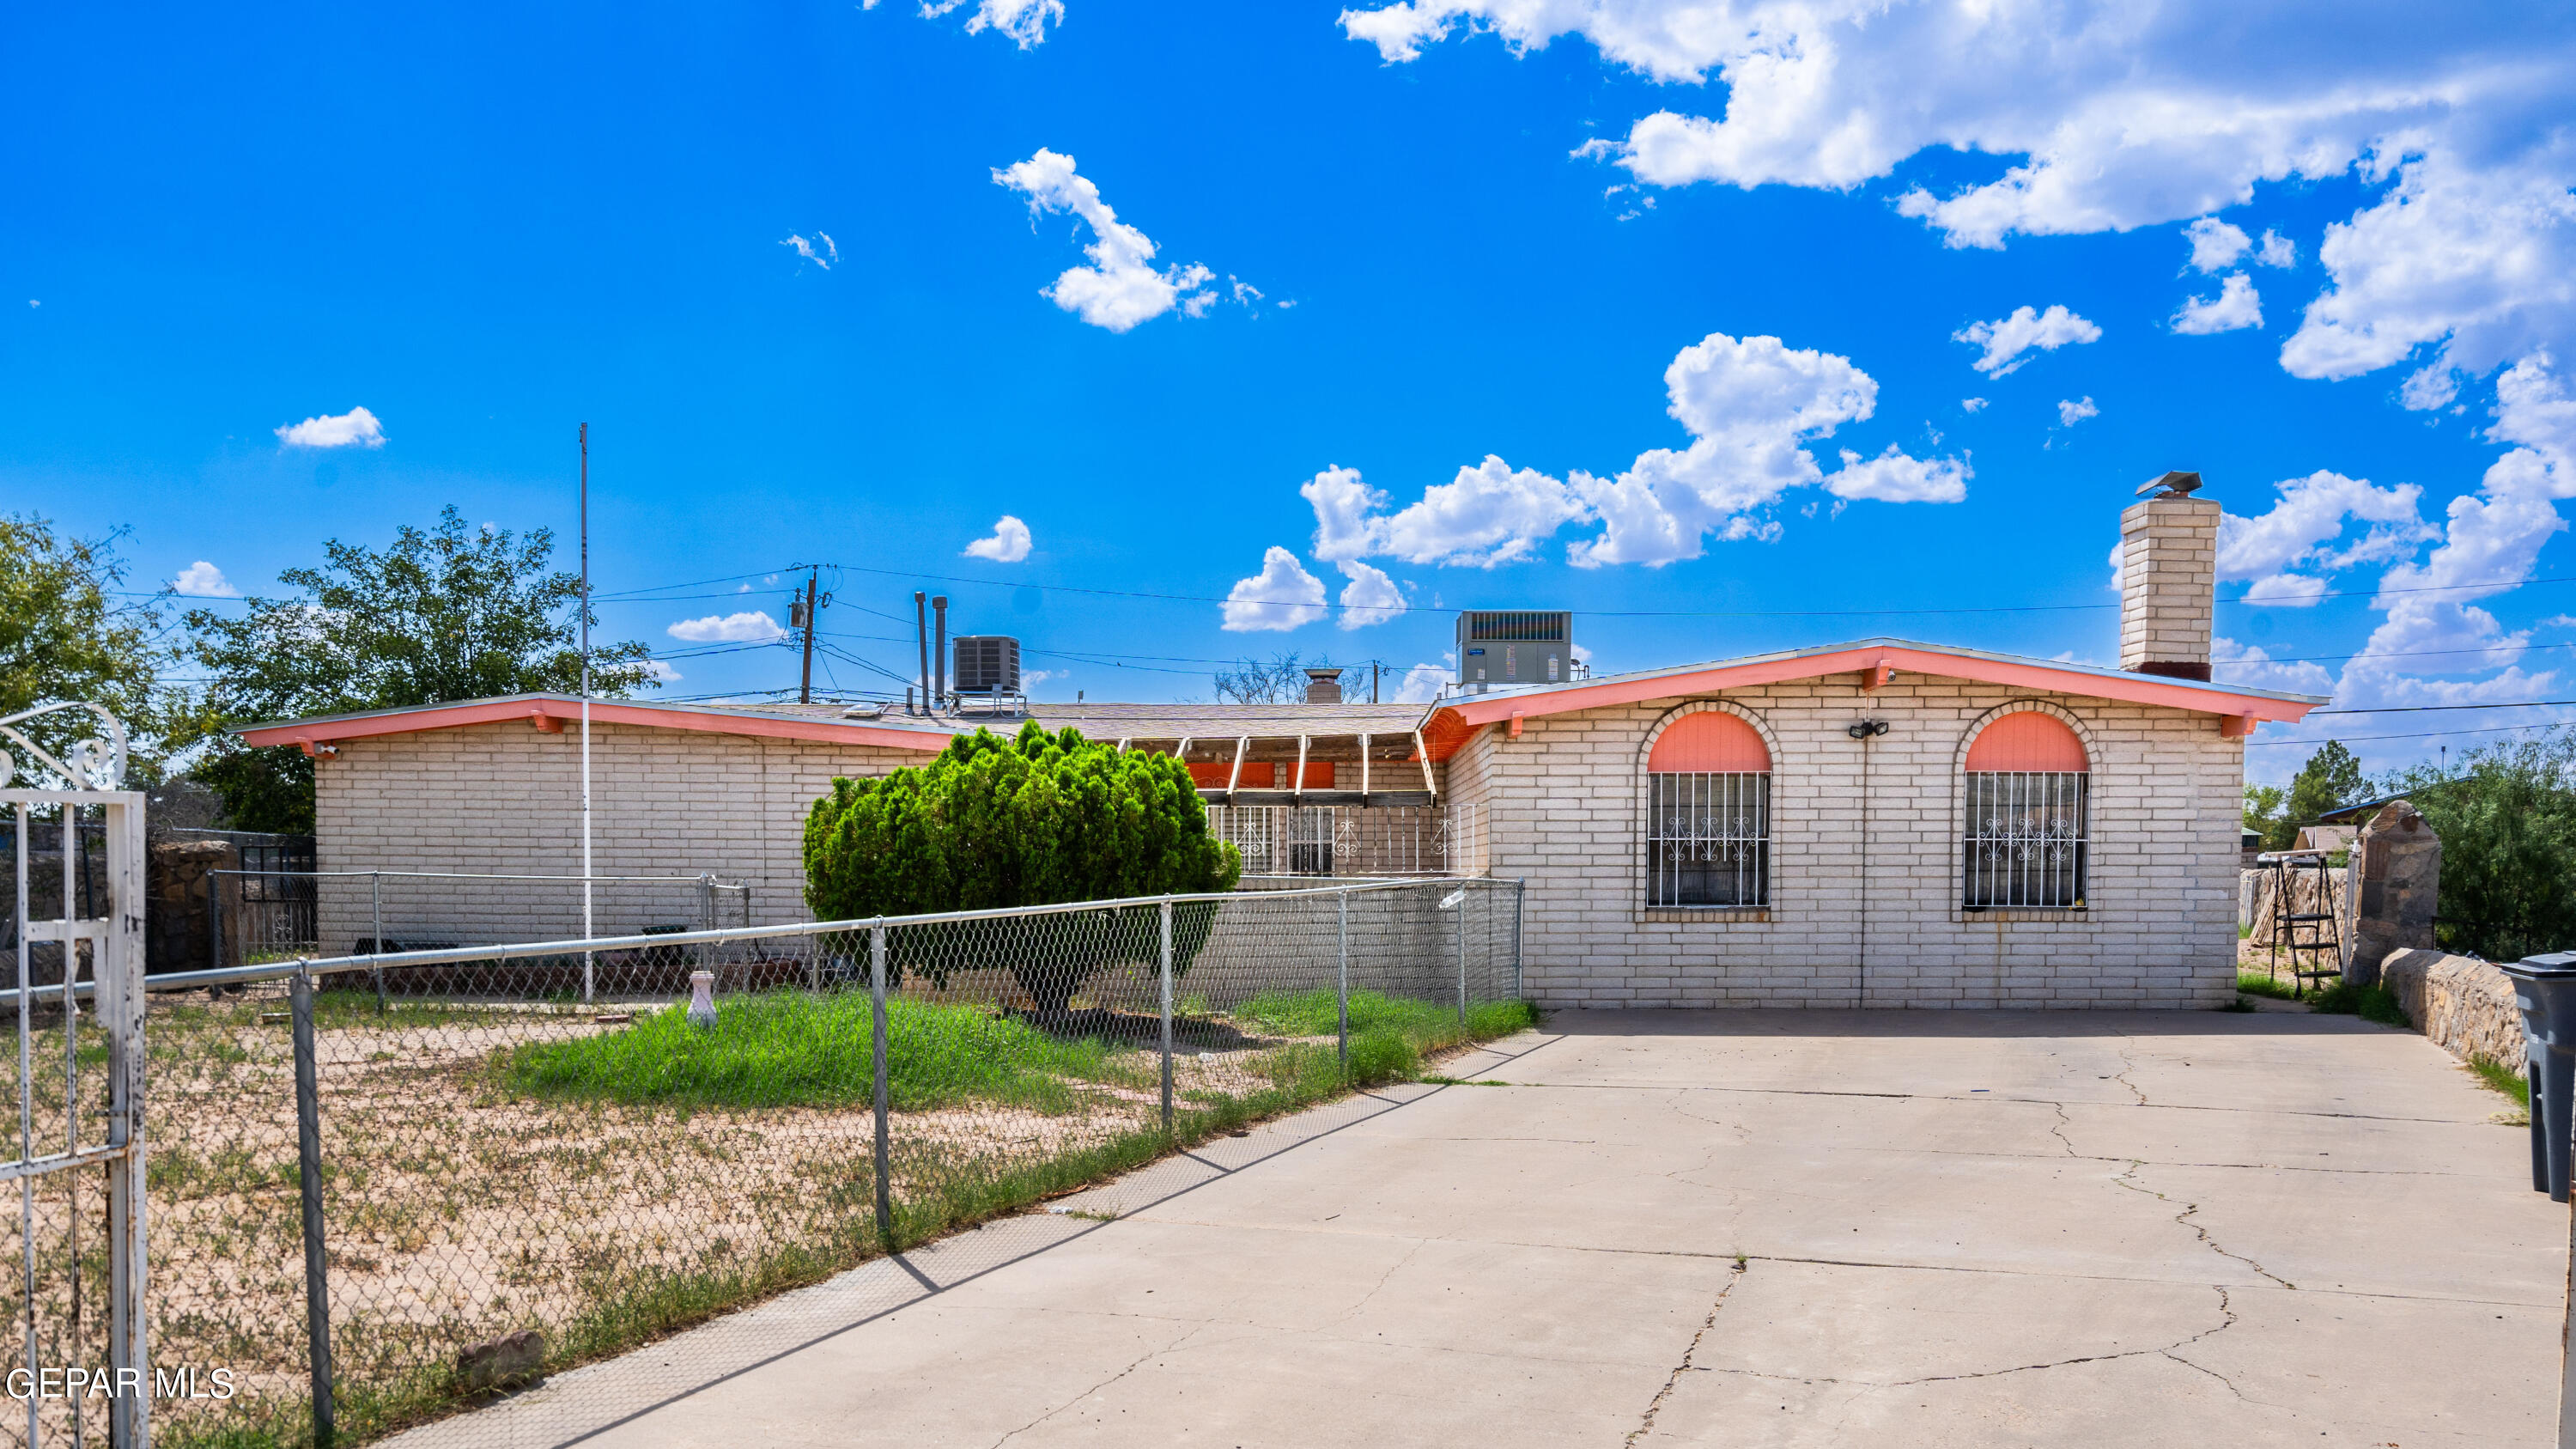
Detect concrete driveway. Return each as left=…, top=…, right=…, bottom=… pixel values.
left=408, top=1011, right=2561, bottom=1448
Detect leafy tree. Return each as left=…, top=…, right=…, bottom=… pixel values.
left=2269, top=740, right=2366, bottom=849
left=804, top=721, right=1242, bottom=1017
left=2242, top=783, right=2286, bottom=848
left=2382, top=731, right=2576, bottom=961
left=1213, top=652, right=1341, bottom=704
left=182, top=507, right=657, bottom=831
left=0, top=514, right=172, bottom=782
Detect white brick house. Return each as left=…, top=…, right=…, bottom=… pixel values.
left=240, top=486, right=2322, bottom=1007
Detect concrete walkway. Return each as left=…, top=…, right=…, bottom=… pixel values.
left=406, top=1011, right=2561, bottom=1447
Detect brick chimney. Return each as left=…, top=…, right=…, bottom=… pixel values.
left=2118, top=473, right=2220, bottom=681
left=1303, top=667, right=1345, bottom=704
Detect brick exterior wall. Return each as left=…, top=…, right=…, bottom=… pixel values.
left=1461, top=675, right=2243, bottom=1009
left=311, top=721, right=921, bottom=950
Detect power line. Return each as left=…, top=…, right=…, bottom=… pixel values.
left=2248, top=721, right=2573, bottom=745
left=793, top=558, right=2576, bottom=621
left=2311, top=698, right=2576, bottom=715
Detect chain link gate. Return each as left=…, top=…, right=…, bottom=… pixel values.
left=2, top=704, right=149, bottom=1448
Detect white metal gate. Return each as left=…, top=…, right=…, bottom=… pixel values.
left=2, top=704, right=148, bottom=1448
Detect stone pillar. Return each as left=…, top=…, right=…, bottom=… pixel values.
left=2117, top=491, right=2221, bottom=680
left=2345, top=801, right=2439, bottom=987
left=146, top=838, right=238, bottom=973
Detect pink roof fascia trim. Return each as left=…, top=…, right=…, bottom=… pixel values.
left=238, top=697, right=954, bottom=753
left=1427, top=644, right=2317, bottom=746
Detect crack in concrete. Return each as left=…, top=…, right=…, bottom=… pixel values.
left=1338, top=1237, right=1431, bottom=1324
left=987, top=1322, right=1205, bottom=1448
left=2109, top=1043, right=2152, bottom=1107
left=1625, top=1260, right=1744, bottom=1446
left=1708, top=1283, right=2241, bottom=1392
left=2113, top=1160, right=2298, bottom=1289
left=1524, top=1080, right=2477, bottom=1127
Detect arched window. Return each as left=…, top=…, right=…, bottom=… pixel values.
left=1962, top=712, right=2089, bottom=909
left=1646, top=710, right=1771, bottom=908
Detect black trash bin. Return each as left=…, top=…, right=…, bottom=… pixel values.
left=2500, top=951, right=2576, bottom=1201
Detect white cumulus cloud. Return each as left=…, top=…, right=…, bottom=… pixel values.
left=2057, top=397, right=2099, bottom=426
left=920, top=0, right=1061, bottom=46
left=993, top=149, right=1215, bottom=332
left=275, top=406, right=385, bottom=449
left=2184, top=217, right=2252, bottom=273
left=1955, top=305, right=2102, bottom=377
left=1298, top=332, right=1967, bottom=570
left=2256, top=229, right=2298, bottom=268
left=170, top=562, right=238, bottom=598
left=781, top=234, right=836, bottom=270
left=668, top=612, right=787, bottom=642
left=1346, top=0, right=2576, bottom=398
left=1334, top=559, right=1407, bottom=629
left=2174, top=273, right=2264, bottom=334
left=1221, top=547, right=1328, bottom=632
left=963, top=514, right=1034, bottom=563
left=1390, top=661, right=1452, bottom=703
left=2218, top=468, right=2436, bottom=609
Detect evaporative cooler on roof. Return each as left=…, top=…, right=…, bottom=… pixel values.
left=1454, top=610, right=1573, bottom=691
left=951, top=636, right=1021, bottom=694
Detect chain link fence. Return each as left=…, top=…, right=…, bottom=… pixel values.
left=131, top=875, right=1526, bottom=1448
left=203, top=872, right=753, bottom=973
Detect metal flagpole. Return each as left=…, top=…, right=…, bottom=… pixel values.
left=580, top=423, right=595, bottom=1003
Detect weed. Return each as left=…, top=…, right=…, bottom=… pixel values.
left=2235, top=971, right=2300, bottom=1002
left=2468, top=1053, right=2531, bottom=1107
left=504, top=993, right=1141, bottom=1111
left=2306, top=979, right=2410, bottom=1026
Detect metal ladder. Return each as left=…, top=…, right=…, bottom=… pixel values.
left=2258, top=849, right=2344, bottom=996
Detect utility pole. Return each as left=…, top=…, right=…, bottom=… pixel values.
left=1372, top=661, right=1382, bottom=703
left=796, top=570, right=820, bottom=703
left=579, top=423, right=593, bottom=1002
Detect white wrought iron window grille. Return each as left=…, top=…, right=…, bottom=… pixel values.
left=1961, top=770, right=2088, bottom=908
left=1645, top=771, right=1770, bottom=908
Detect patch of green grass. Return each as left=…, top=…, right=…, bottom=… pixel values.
left=1232, top=988, right=1536, bottom=1052
left=503, top=992, right=1140, bottom=1111
left=2306, top=979, right=2410, bottom=1026
left=2469, top=1053, right=2531, bottom=1106
left=2235, top=971, right=2300, bottom=1001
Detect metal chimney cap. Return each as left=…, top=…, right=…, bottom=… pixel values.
left=2135, top=470, right=2203, bottom=498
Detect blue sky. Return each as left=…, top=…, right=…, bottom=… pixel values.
left=8, top=0, right=2574, bottom=782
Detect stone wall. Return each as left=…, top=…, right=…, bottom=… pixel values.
left=144, top=838, right=235, bottom=972
left=2347, top=801, right=2440, bottom=986
left=1469, top=676, right=2242, bottom=1009
left=2381, top=947, right=2524, bottom=1068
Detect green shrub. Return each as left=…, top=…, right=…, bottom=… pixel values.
left=802, top=722, right=1241, bottom=1016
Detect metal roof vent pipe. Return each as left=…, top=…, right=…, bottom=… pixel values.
left=932, top=595, right=949, bottom=711
left=1303, top=667, right=1344, bottom=704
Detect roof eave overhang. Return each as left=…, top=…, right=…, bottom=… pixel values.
left=234, top=695, right=958, bottom=754
left=1413, top=643, right=2324, bottom=762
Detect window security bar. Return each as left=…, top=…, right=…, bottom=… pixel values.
left=1962, top=770, right=2088, bottom=909
left=1646, top=771, right=1770, bottom=908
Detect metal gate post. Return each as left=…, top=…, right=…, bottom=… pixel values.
left=1512, top=879, right=1526, bottom=1002
left=370, top=870, right=387, bottom=1013
left=1455, top=886, right=1469, bottom=1026
left=870, top=922, right=890, bottom=1244
left=1336, top=892, right=1349, bottom=1069
left=104, top=795, right=149, bottom=1449
left=1158, top=899, right=1175, bottom=1132
left=292, top=965, right=336, bottom=1446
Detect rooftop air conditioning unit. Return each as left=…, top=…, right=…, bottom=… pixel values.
left=952, top=636, right=1022, bottom=695
left=1455, top=610, right=1573, bottom=693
